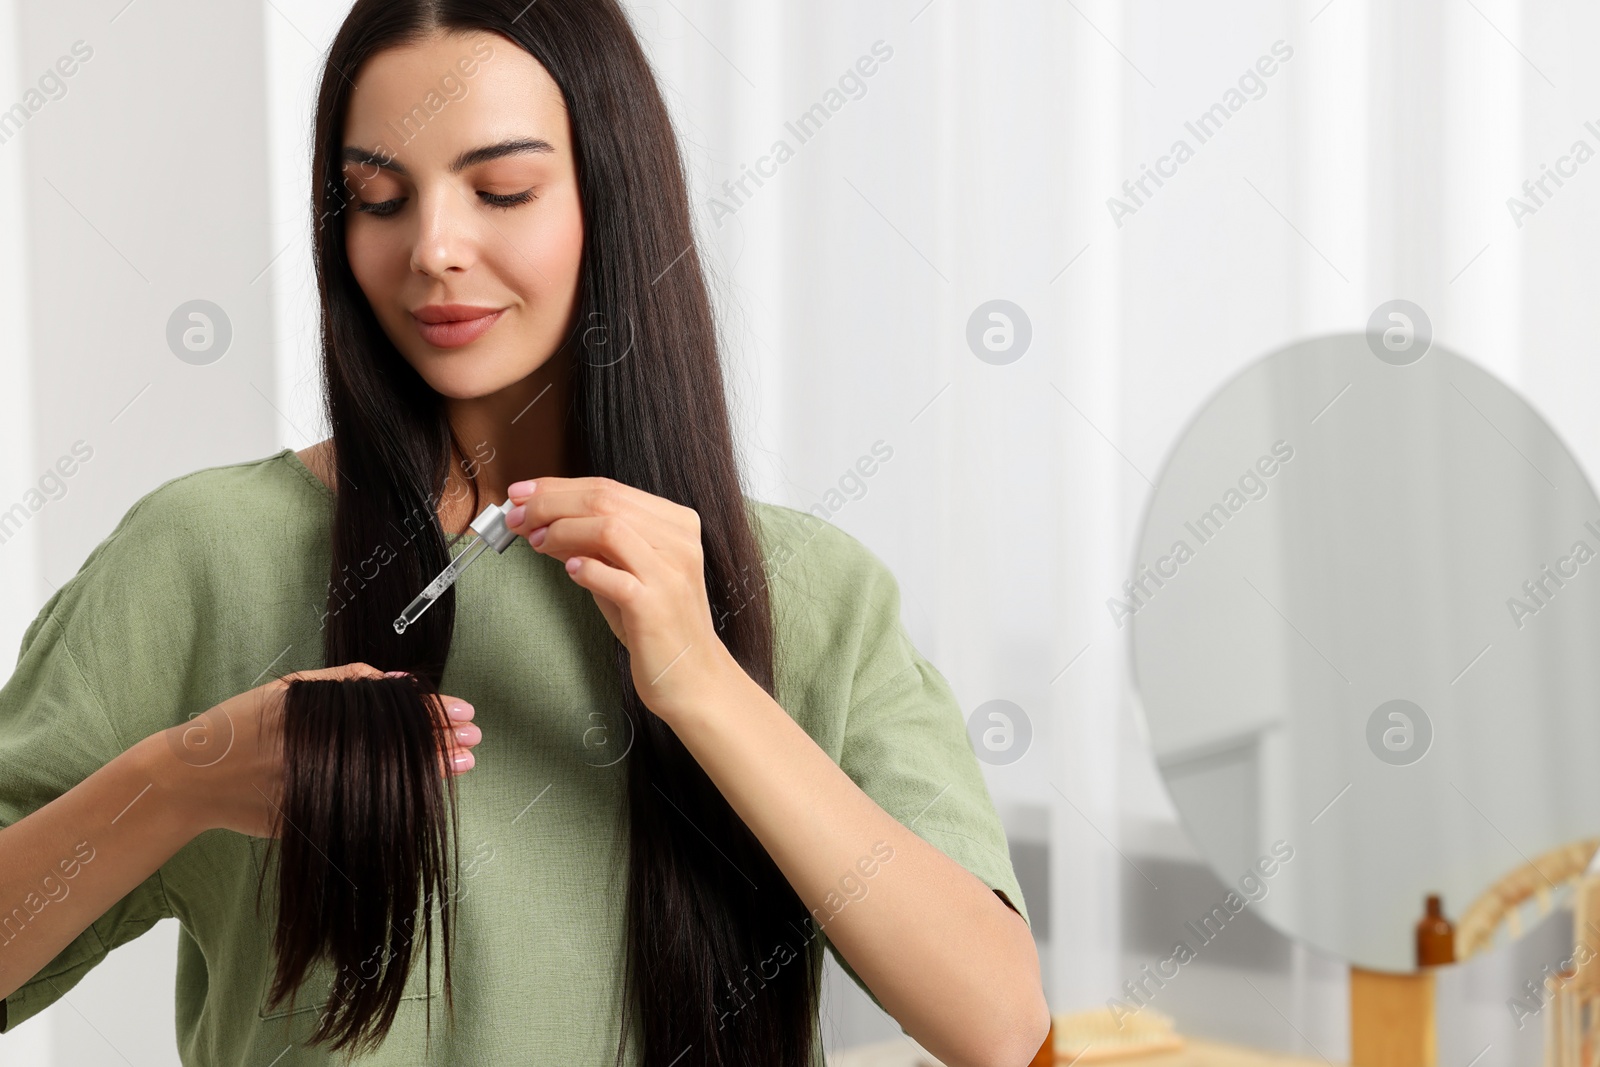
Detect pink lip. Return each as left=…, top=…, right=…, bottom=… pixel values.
left=411, top=307, right=506, bottom=348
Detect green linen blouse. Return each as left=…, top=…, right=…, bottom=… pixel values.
left=0, top=448, right=1030, bottom=1064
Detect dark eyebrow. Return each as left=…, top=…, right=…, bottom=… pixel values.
left=341, top=137, right=556, bottom=177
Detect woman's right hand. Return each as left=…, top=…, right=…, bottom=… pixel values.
left=153, top=662, right=480, bottom=838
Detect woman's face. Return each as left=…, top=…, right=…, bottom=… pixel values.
left=340, top=30, right=583, bottom=400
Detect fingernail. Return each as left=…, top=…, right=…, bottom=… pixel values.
left=508, top=479, right=537, bottom=498
left=453, top=725, right=478, bottom=744
left=528, top=525, right=547, bottom=547
left=382, top=670, right=410, bottom=678
left=507, top=503, right=525, bottom=527
left=452, top=751, right=474, bottom=770
left=446, top=703, right=473, bottom=721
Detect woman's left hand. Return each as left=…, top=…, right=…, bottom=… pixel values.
left=503, top=476, right=744, bottom=724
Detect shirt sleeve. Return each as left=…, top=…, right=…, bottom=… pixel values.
left=0, top=527, right=174, bottom=1033
left=806, top=523, right=1032, bottom=1016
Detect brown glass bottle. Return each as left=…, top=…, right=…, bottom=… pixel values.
left=1027, top=1015, right=1055, bottom=1067
left=1416, top=893, right=1456, bottom=966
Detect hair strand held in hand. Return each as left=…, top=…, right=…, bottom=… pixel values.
left=259, top=674, right=461, bottom=1055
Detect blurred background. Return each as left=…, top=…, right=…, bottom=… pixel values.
left=3, top=0, right=1600, bottom=1063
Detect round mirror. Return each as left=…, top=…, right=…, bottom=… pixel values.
left=1129, top=332, right=1600, bottom=972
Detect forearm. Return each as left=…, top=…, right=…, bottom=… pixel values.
left=0, top=733, right=198, bottom=1002
left=666, top=671, right=1050, bottom=1067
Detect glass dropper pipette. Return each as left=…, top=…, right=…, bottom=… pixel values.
left=393, top=499, right=518, bottom=634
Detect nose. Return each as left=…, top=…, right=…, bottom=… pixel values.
left=409, top=187, right=478, bottom=279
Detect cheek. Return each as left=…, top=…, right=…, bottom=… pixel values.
left=502, top=190, right=584, bottom=297
left=344, top=222, right=403, bottom=300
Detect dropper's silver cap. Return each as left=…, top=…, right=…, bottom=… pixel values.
left=469, top=500, right=519, bottom=553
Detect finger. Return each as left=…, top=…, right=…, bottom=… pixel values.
left=514, top=483, right=700, bottom=574
left=532, top=500, right=687, bottom=559
left=426, top=692, right=479, bottom=777
left=533, top=515, right=660, bottom=580
left=515, top=489, right=704, bottom=579
left=509, top=479, right=694, bottom=542
left=562, top=554, right=643, bottom=607
left=509, top=476, right=677, bottom=515
left=516, top=504, right=697, bottom=585
left=327, top=662, right=386, bottom=680
left=442, top=729, right=479, bottom=776
left=435, top=691, right=475, bottom=722
left=453, top=723, right=483, bottom=750
left=280, top=662, right=384, bottom=685
left=435, top=695, right=481, bottom=749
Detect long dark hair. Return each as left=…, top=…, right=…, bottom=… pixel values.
left=309, top=2, right=822, bottom=1064
left=261, top=675, right=461, bottom=1056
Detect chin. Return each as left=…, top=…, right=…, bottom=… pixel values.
left=407, top=359, right=537, bottom=400
left=415, top=373, right=507, bottom=400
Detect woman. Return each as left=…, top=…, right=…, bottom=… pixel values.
left=0, top=1, right=1047, bottom=1064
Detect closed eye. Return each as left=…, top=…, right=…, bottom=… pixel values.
left=352, top=189, right=538, bottom=216
left=481, top=189, right=536, bottom=209
left=353, top=197, right=403, bottom=217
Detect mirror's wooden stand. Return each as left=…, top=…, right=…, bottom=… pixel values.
left=1350, top=968, right=1436, bottom=1067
